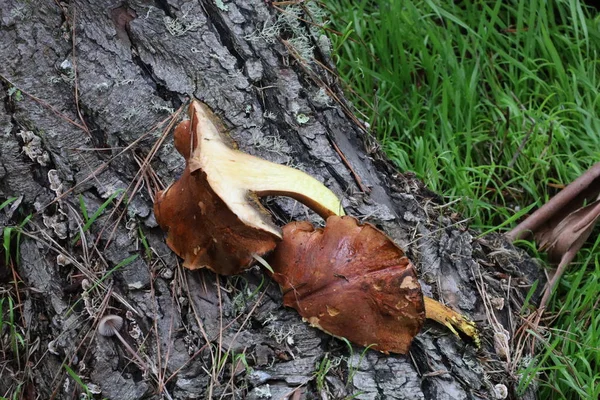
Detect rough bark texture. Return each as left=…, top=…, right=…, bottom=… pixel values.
left=0, top=1, right=541, bottom=399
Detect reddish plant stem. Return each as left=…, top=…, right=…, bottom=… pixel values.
left=506, top=162, right=600, bottom=241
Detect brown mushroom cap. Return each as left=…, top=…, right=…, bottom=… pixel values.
left=154, top=100, right=344, bottom=275
left=268, top=215, right=425, bottom=354
left=154, top=156, right=278, bottom=275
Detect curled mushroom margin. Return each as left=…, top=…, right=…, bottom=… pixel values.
left=154, top=100, right=345, bottom=275
left=268, top=216, right=480, bottom=354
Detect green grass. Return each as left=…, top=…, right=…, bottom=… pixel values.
left=325, top=0, right=600, bottom=398
left=72, top=189, right=123, bottom=245
left=0, top=199, right=31, bottom=396
left=328, top=0, right=599, bottom=229
left=518, top=237, right=600, bottom=399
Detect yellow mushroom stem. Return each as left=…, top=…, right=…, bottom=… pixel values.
left=423, top=296, right=480, bottom=347
left=183, top=100, right=345, bottom=239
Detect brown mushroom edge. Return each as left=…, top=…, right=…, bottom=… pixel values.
left=268, top=215, right=480, bottom=354
left=153, top=100, right=344, bottom=275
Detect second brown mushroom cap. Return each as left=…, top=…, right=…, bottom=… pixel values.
left=268, top=215, right=426, bottom=354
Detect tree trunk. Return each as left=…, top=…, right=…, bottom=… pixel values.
left=0, top=1, right=541, bottom=399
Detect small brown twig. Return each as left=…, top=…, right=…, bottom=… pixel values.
left=0, top=74, right=88, bottom=132
left=506, top=161, right=600, bottom=241
left=98, top=104, right=184, bottom=250
left=536, top=200, right=600, bottom=316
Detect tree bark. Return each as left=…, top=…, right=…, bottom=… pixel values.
left=0, top=1, right=541, bottom=399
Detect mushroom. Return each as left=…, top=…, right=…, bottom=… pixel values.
left=98, top=314, right=147, bottom=369
left=154, top=100, right=344, bottom=275
left=268, top=216, right=425, bottom=354
left=154, top=100, right=478, bottom=349
left=268, top=216, right=479, bottom=354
